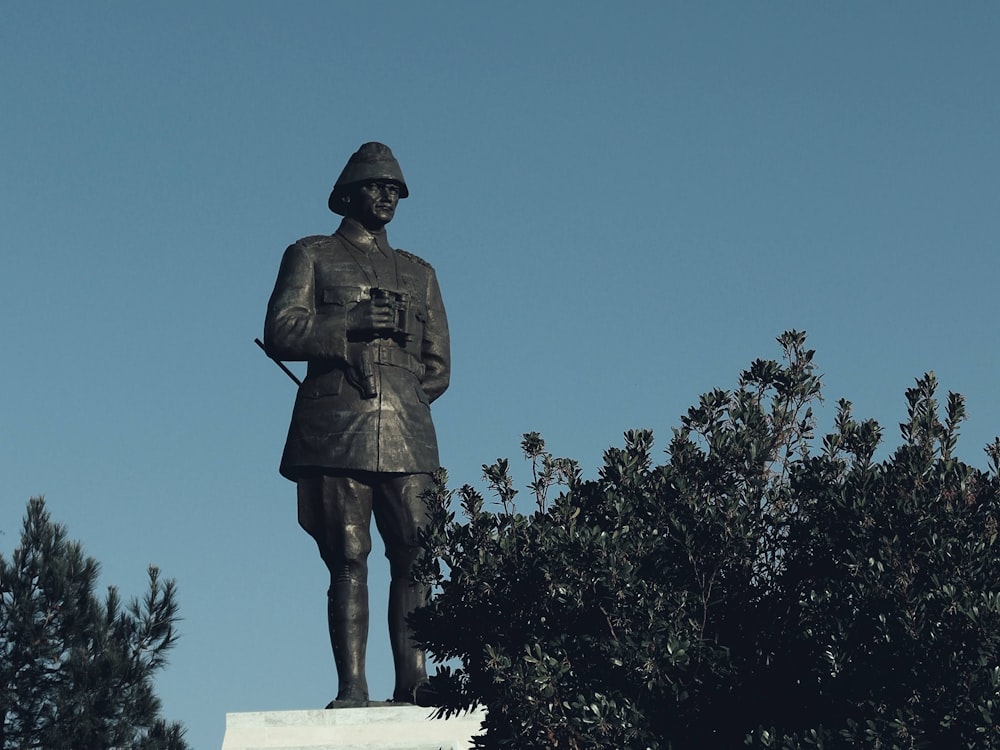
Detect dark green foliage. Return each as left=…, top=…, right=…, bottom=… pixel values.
left=412, top=332, right=1000, bottom=749
left=752, top=378, right=1000, bottom=750
left=0, top=498, right=188, bottom=750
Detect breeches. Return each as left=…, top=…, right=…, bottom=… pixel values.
left=296, top=471, right=431, bottom=580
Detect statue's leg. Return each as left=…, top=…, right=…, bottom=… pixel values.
left=372, top=473, right=433, bottom=704
left=298, top=474, right=374, bottom=705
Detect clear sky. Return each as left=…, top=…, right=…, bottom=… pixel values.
left=2, top=3, right=998, bottom=748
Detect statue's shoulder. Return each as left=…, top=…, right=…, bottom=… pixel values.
left=396, top=248, right=434, bottom=270
left=285, top=234, right=342, bottom=259
left=294, top=234, right=337, bottom=249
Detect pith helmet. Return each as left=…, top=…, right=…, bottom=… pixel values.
left=328, top=142, right=409, bottom=215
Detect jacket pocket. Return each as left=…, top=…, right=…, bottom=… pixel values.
left=300, top=366, right=344, bottom=398
left=321, top=285, right=364, bottom=307
left=413, top=383, right=431, bottom=407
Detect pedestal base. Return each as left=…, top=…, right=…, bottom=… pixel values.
left=221, top=705, right=486, bottom=750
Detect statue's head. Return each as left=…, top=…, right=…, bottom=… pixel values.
left=328, top=142, right=408, bottom=217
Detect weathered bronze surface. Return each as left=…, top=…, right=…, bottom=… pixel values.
left=263, top=143, right=450, bottom=707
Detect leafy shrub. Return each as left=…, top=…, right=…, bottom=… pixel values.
left=413, top=332, right=1000, bottom=749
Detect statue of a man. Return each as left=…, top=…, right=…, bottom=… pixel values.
left=263, top=143, right=450, bottom=707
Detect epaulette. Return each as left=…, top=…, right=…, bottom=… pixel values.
left=396, top=248, right=433, bottom=269
left=296, top=234, right=334, bottom=248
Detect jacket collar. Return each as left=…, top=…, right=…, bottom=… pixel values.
left=336, top=217, right=393, bottom=255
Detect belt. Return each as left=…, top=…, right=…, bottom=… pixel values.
left=373, top=345, right=425, bottom=380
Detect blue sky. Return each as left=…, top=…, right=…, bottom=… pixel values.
left=2, top=3, right=998, bottom=747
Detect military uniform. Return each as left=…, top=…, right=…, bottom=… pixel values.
left=264, top=217, right=450, bottom=479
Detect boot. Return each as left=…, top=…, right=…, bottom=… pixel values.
left=388, top=576, right=432, bottom=704
left=325, top=578, right=370, bottom=707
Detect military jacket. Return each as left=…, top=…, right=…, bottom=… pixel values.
left=264, top=218, right=450, bottom=480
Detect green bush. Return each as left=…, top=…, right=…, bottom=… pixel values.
left=413, top=332, right=1000, bottom=749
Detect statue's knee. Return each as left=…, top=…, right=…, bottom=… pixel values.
left=385, top=544, right=419, bottom=580
left=321, top=523, right=372, bottom=573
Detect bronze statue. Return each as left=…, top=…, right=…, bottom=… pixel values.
left=263, top=143, right=450, bottom=707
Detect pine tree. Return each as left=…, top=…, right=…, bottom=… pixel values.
left=0, top=497, right=188, bottom=750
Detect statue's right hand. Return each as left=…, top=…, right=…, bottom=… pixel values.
left=347, top=298, right=396, bottom=334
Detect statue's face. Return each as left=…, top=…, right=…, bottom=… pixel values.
left=349, top=180, right=401, bottom=229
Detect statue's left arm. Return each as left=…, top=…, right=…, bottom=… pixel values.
left=420, top=267, right=450, bottom=403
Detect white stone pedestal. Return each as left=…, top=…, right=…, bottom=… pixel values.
left=221, top=705, right=486, bottom=750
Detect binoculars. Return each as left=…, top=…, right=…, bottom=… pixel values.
left=369, top=287, right=415, bottom=343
